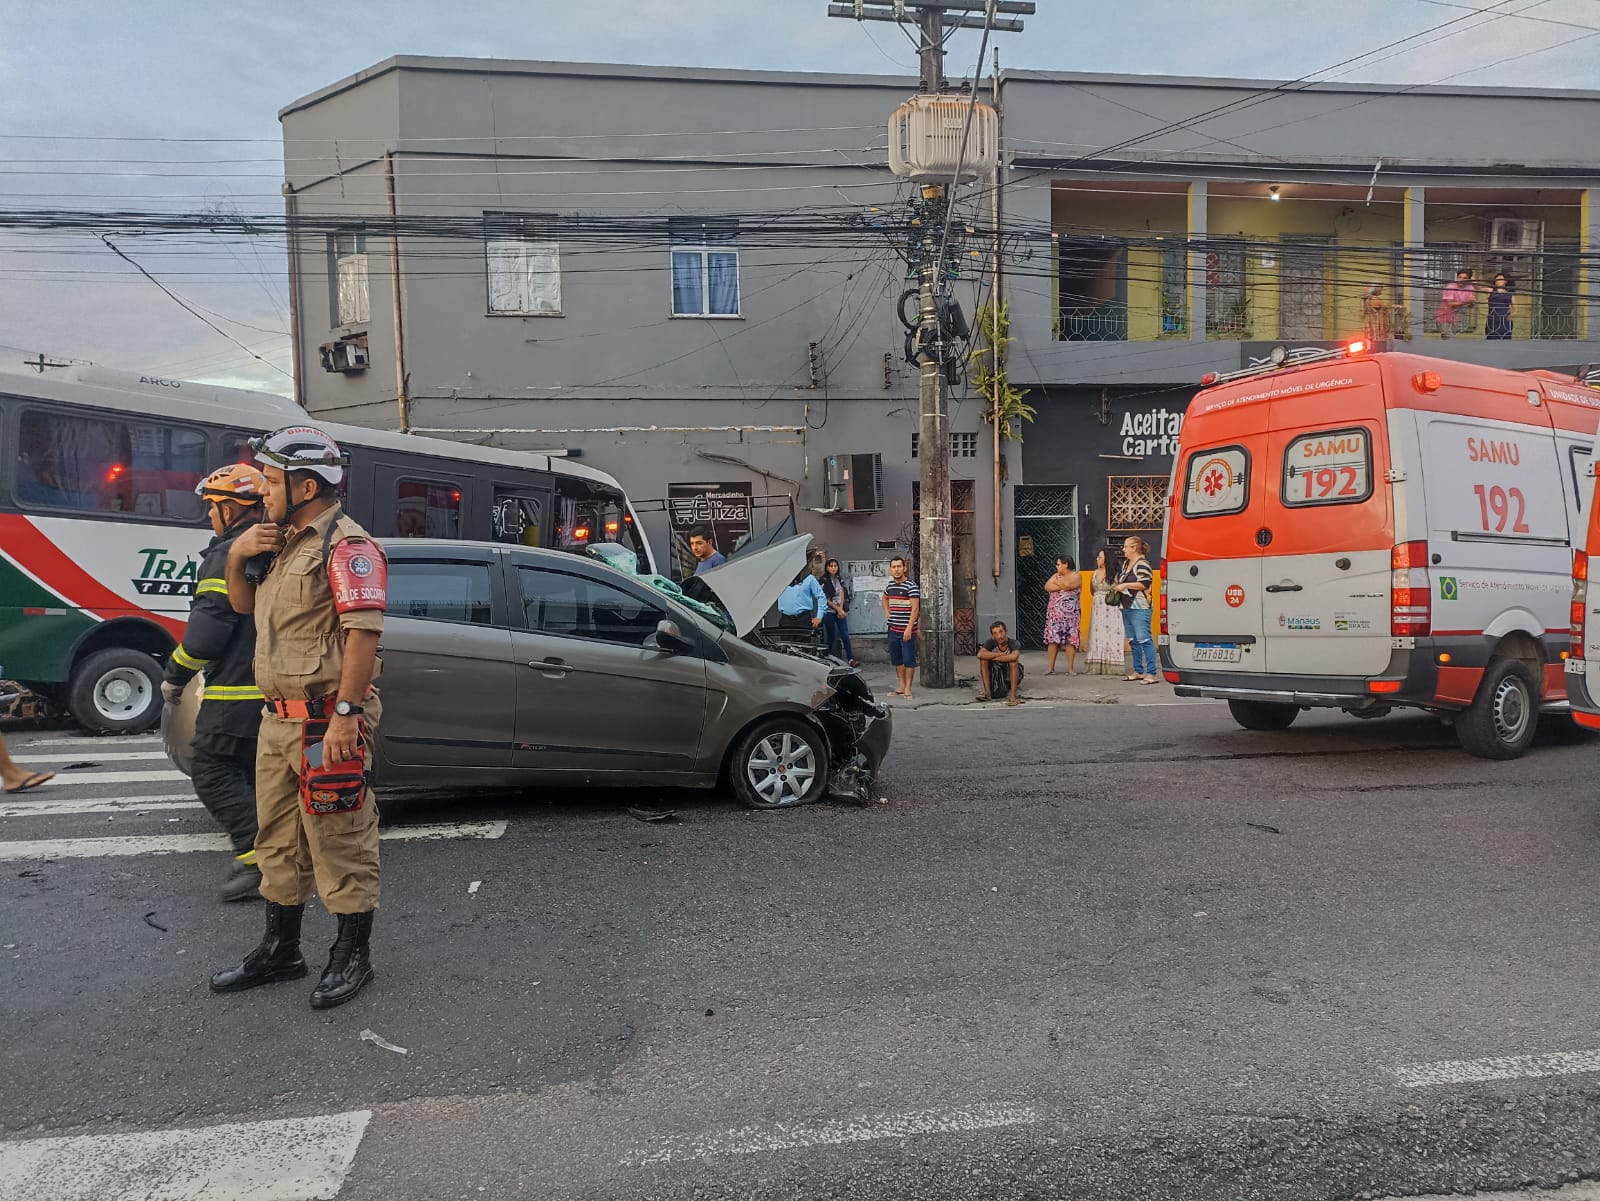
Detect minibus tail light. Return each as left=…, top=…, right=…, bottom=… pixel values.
left=1391, top=540, right=1430, bottom=637
left=1573, top=550, right=1589, bottom=657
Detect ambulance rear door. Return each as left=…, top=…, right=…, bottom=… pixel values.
left=1260, top=374, right=1392, bottom=677
left=1165, top=401, right=1270, bottom=675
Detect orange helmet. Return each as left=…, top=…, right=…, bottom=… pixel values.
left=195, top=464, right=267, bottom=505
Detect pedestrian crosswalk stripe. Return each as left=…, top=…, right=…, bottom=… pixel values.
left=12, top=750, right=170, bottom=764
left=0, top=798, right=202, bottom=818
left=14, top=769, right=188, bottom=786
left=0, top=1108, right=371, bottom=1201
left=0, top=820, right=509, bottom=861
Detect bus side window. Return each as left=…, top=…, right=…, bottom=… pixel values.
left=493, top=494, right=543, bottom=547
left=17, top=409, right=205, bottom=522
left=394, top=478, right=462, bottom=538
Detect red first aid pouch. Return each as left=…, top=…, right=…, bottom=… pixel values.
left=299, top=718, right=368, bottom=816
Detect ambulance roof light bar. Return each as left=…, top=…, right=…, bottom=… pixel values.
left=1199, top=341, right=1369, bottom=389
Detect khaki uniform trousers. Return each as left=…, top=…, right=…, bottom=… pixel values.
left=254, top=695, right=382, bottom=914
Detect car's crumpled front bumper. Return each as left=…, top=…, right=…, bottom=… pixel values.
left=816, top=667, right=892, bottom=803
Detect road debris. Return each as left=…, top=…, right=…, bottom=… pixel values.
left=467, top=880, right=481, bottom=895
left=142, top=911, right=168, bottom=932
left=359, top=1029, right=409, bottom=1055
left=626, top=807, right=681, bottom=824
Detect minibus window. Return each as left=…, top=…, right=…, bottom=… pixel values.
left=1181, top=445, right=1250, bottom=518
left=394, top=478, right=462, bottom=538
left=1281, top=427, right=1373, bottom=508
left=16, top=409, right=206, bottom=522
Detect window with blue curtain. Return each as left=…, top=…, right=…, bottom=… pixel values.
left=669, top=218, right=739, bottom=316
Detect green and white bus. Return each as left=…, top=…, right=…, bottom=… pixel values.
left=0, top=364, right=651, bottom=733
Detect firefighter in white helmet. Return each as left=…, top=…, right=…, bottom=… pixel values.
left=209, top=426, right=387, bottom=1009
left=162, top=464, right=270, bottom=902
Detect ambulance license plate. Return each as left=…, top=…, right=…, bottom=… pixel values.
left=1192, top=642, right=1242, bottom=663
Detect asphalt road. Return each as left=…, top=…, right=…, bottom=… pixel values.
left=5, top=694, right=1600, bottom=1200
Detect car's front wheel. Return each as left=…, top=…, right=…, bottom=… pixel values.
left=728, top=718, right=830, bottom=809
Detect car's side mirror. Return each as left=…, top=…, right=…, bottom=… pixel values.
left=651, top=619, right=691, bottom=654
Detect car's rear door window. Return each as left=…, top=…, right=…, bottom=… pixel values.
left=387, top=559, right=493, bottom=624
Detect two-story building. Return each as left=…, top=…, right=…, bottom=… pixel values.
left=279, top=58, right=1600, bottom=649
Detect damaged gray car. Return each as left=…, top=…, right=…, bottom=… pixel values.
left=166, top=533, right=889, bottom=809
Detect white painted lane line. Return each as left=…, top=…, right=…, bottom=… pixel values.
left=0, top=799, right=201, bottom=818
left=13, top=750, right=170, bottom=764
left=17, top=737, right=160, bottom=750
left=1391, top=1189, right=1600, bottom=1201
left=628, top=1102, right=1041, bottom=1166
left=0, top=820, right=508, bottom=861
left=0, top=1108, right=370, bottom=1201
left=9, top=769, right=189, bottom=786
left=1392, top=1048, right=1600, bottom=1088
left=1136, top=700, right=1222, bottom=707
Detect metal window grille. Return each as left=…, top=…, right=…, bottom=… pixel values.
left=1204, top=242, right=1249, bottom=338
left=1107, top=476, right=1168, bottom=531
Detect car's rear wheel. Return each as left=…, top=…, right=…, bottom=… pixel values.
left=1456, top=657, right=1539, bottom=760
left=1227, top=699, right=1300, bottom=731
left=728, top=718, right=829, bottom=809
left=68, top=648, right=162, bottom=734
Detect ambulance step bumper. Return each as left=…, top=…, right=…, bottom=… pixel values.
left=1173, top=684, right=1365, bottom=709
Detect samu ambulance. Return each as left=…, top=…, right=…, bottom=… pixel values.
left=1160, top=344, right=1600, bottom=759
left=1558, top=369, right=1600, bottom=728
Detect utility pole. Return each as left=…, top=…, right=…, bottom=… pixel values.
left=913, top=2, right=955, bottom=689
left=830, top=0, right=1030, bottom=689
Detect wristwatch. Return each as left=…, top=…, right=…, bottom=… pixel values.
left=333, top=700, right=365, bottom=717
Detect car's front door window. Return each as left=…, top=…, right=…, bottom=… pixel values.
left=518, top=567, right=666, bottom=647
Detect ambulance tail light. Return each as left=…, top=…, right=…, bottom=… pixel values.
left=1158, top=558, right=1169, bottom=636
left=1572, top=549, right=1589, bottom=656
left=1391, top=540, right=1431, bottom=637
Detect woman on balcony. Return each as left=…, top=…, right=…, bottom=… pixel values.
left=1363, top=284, right=1392, bottom=344
left=1486, top=274, right=1515, bottom=340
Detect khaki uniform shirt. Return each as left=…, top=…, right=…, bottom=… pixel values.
left=253, top=504, right=384, bottom=702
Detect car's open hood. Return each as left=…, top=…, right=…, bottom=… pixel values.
left=695, top=532, right=812, bottom=636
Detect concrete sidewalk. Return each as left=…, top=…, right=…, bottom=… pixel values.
left=857, top=650, right=1177, bottom=709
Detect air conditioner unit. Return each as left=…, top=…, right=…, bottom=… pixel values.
left=1489, top=218, right=1542, bottom=253
left=823, top=452, right=883, bottom=513
left=319, top=336, right=369, bottom=374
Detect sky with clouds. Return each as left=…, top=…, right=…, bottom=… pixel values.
left=0, top=0, right=1595, bottom=395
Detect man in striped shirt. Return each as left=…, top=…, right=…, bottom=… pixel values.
left=881, top=555, right=921, bottom=699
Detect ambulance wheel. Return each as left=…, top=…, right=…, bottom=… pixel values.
left=1227, top=699, right=1300, bottom=731
left=67, top=648, right=162, bottom=734
left=1456, top=658, right=1539, bottom=760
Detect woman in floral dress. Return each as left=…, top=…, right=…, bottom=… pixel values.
left=1043, top=555, right=1082, bottom=674
left=1084, top=549, right=1126, bottom=676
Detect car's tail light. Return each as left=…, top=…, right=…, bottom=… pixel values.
left=1391, top=540, right=1430, bottom=637
left=1573, top=549, right=1589, bottom=657
left=1158, top=558, right=1169, bottom=636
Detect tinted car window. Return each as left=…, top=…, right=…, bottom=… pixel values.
left=519, top=567, right=665, bottom=646
left=387, top=560, right=493, bottom=625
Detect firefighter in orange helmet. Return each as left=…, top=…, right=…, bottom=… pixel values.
left=210, top=426, right=387, bottom=1009
left=162, top=464, right=268, bottom=902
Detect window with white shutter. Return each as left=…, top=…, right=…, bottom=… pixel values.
left=331, top=232, right=369, bottom=327
left=485, top=214, right=563, bottom=315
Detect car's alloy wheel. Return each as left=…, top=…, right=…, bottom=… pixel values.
left=745, top=730, right=818, bottom=807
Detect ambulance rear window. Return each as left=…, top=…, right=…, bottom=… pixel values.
left=1281, top=426, right=1373, bottom=508
left=1181, top=445, right=1250, bottom=518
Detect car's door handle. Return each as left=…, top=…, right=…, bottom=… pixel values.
left=1264, top=583, right=1303, bottom=593
left=528, top=658, right=573, bottom=675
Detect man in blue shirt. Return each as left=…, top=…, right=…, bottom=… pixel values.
left=777, top=570, right=828, bottom=629
left=689, top=527, right=727, bottom=576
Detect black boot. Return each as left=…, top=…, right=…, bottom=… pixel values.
left=309, top=911, right=375, bottom=1010
left=210, top=902, right=308, bottom=993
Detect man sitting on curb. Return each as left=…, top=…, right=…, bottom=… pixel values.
left=976, top=621, right=1025, bottom=706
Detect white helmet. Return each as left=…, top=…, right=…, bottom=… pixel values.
left=250, top=425, right=349, bottom=485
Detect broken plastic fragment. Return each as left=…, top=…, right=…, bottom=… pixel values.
left=359, top=1028, right=409, bottom=1055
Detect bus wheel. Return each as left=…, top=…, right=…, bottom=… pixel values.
left=68, top=648, right=162, bottom=735
left=1227, top=699, right=1300, bottom=731
left=1456, top=657, right=1539, bottom=760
